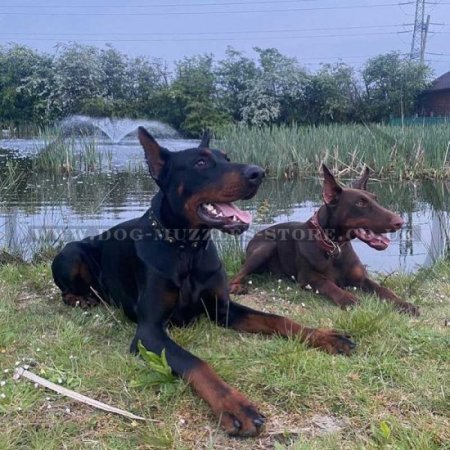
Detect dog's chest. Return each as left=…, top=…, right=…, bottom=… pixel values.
left=174, top=250, right=217, bottom=306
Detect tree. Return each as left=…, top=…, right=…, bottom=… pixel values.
left=0, top=44, right=54, bottom=124
left=169, top=55, right=230, bottom=136
left=51, top=43, right=106, bottom=117
left=127, top=55, right=170, bottom=118
left=300, top=64, right=361, bottom=124
left=238, top=48, right=307, bottom=126
left=362, top=52, right=431, bottom=122
left=216, top=47, right=258, bottom=121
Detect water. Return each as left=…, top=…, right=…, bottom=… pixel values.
left=59, top=115, right=180, bottom=143
left=0, top=137, right=198, bottom=171
left=1, top=137, right=449, bottom=273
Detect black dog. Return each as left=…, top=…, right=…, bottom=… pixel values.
left=52, top=128, right=355, bottom=437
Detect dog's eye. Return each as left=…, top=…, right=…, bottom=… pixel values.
left=356, top=199, right=367, bottom=208
left=195, top=159, right=207, bottom=168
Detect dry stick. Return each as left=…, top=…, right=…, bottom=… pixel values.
left=89, top=286, right=126, bottom=329
left=14, top=367, right=149, bottom=422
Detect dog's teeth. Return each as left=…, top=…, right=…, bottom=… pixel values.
left=217, top=212, right=223, bottom=217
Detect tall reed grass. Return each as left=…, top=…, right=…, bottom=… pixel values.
left=218, top=123, right=450, bottom=180
left=32, top=128, right=113, bottom=173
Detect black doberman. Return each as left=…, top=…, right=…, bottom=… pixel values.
left=230, top=164, right=419, bottom=316
left=52, top=130, right=355, bottom=437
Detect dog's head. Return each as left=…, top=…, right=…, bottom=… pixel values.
left=138, top=127, right=264, bottom=234
left=321, top=164, right=403, bottom=250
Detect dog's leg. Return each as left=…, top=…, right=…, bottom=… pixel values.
left=221, top=301, right=355, bottom=355
left=203, top=272, right=355, bottom=355
left=308, top=275, right=359, bottom=309
left=229, top=241, right=276, bottom=294
left=361, top=278, right=420, bottom=316
left=132, top=280, right=265, bottom=437
left=132, top=324, right=265, bottom=437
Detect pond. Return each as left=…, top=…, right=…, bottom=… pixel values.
left=1, top=137, right=449, bottom=273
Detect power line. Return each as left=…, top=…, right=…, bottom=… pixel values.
left=0, top=24, right=406, bottom=37
left=0, top=3, right=408, bottom=16
left=0, top=31, right=402, bottom=43
left=0, top=0, right=345, bottom=7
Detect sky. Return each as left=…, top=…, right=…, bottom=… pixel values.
left=0, top=0, right=449, bottom=77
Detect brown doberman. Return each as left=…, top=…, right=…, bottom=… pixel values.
left=230, top=164, right=419, bottom=316
left=51, top=131, right=355, bottom=437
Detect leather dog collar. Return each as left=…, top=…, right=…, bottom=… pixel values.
left=148, top=210, right=209, bottom=250
left=309, top=211, right=345, bottom=258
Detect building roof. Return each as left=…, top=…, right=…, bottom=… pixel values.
left=427, top=71, right=450, bottom=92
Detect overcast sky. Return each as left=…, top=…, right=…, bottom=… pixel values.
left=0, top=0, right=449, bottom=77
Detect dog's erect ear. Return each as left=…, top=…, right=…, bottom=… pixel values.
left=322, top=164, right=343, bottom=204
left=138, top=127, right=170, bottom=180
left=352, top=166, right=370, bottom=190
left=198, top=129, right=211, bottom=148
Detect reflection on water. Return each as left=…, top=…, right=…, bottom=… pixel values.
left=1, top=138, right=449, bottom=273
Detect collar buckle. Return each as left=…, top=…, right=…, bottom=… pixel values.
left=310, top=211, right=343, bottom=259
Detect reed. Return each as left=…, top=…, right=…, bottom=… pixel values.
left=32, top=127, right=110, bottom=173
left=217, top=123, right=450, bottom=180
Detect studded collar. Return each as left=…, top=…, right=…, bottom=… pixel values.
left=147, top=209, right=210, bottom=250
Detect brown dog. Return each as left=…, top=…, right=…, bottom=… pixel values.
left=230, top=164, right=419, bottom=316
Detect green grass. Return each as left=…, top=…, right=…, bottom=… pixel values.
left=218, top=123, right=450, bottom=180
left=0, top=259, right=449, bottom=449
left=32, top=127, right=114, bottom=174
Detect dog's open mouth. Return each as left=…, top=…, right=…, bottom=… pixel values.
left=197, top=202, right=252, bottom=234
left=353, top=228, right=390, bottom=250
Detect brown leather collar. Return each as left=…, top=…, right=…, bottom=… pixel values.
left=308, top=211, right=346, bottom=258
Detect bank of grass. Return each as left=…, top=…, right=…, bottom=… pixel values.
left=218, top=123, right=450, bottom=180
left=0, top=258, right=449, bottom=449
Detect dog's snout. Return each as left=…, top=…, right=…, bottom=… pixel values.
left=391, top=215, right=404, bottom=230
left=244, top=165, right=265, bottom=186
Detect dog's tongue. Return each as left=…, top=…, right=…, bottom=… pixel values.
left=354, top=228, right=390, bottom=250
left=215, top=203, right=252, bottom=224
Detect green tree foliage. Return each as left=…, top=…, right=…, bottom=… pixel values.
left=216, top=47, right=258, bottom=121
left=0, top=44, right=53, bottom=124
left=0, top=43, right=432, bottom=135
left=362, top=52, right=431, bottom=121
left=168, top=54, right=230, bottom=136
left=301, top=64, right=362, bottom=124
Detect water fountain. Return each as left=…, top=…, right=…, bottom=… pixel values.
left=59, top=115, right=180, bottom=143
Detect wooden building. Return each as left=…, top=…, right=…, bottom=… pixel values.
left=419, top=71, right=450, bottom=117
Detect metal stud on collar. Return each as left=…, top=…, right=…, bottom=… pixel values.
left=148, top=210, right=204, bottom=249
left=327, top=242, right=342, bottom=258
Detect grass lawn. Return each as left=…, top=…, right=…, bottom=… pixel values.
left=0, top=259, right=449, bottom=449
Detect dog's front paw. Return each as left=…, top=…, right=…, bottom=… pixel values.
left=212, top=388, right=265, bottom=437
left=335, top=292, right=358, bottom=310
left=62, top=293, right=99, bottom=309
left=395, top=301, right=420, bottom=317
left=229, top=282, right=248, bottom=295
left=307, top=328, right=356, bottom=356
